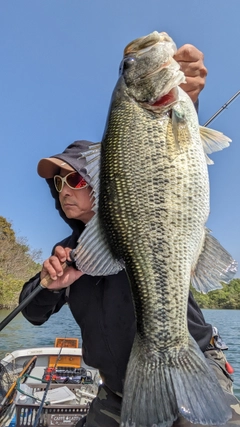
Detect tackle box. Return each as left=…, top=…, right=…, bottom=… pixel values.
left=15, top=382, right=96, bottom=427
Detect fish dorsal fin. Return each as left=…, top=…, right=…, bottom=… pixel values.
left=199, top=126, right=232, bottom=165
left=191, top=228, right=237, bottom=294
left=71, top=143, right=124, bottom=275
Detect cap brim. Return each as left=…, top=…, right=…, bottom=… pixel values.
left=37, top=157, right=74, bottom=178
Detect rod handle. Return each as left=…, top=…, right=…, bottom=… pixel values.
left=40, top=261, right=68, bottom=288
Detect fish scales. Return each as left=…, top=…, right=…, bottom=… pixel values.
left=72, top=31, right=236, bottom=427
left=100, top=97, right=208, bottom=349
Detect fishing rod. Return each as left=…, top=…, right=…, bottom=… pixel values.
left=0, top=261, right=69, bottom=332
left=0, top=91, right=239, bottom=333
left=0, top=355, right=37, bottom=419
left=32, top=339, right=66, bottom=427
left=204, top=90, right=240, bottom=127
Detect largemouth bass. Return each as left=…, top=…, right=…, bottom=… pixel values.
left=71, top=31, right=237, bottom=426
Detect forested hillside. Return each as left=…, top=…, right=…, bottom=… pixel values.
left=0, top=216, right=42, bottom=308
left=191, top=279, right=240, bottom=309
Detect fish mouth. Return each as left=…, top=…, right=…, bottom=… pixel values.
left=124, top=31, right=175, bottom=56
left=138, top=87, right=179, bottom=110
left=123, top=31, right=177, bottom=83
left=148, top=87, right=178, bottom=107
left=121, top=31, right=185, bottom=110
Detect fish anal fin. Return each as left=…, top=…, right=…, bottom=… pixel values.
left=191, top=228, right=238, bottom=294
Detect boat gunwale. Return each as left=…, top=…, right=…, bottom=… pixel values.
left=1, top=346, right=83, bottom=365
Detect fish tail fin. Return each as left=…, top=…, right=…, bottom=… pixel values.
left=120, top=335, right=232, bottom=427
left=191, top=228, right=238, bottom=293
left=173, top=337, right=232, bottom=424
left=121, top=335, right=178, bottom=427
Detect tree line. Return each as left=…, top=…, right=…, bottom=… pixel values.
left=0, top=216, right=42, bottom=309
left=0, top=215, right=239, bottom=310
left=191, top=279, right=240, bottom=309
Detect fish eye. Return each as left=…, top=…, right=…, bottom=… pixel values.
left=119, top=57, right=135, bottom=75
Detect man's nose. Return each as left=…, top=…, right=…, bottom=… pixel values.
left=61, top=183, right=72, bottom=195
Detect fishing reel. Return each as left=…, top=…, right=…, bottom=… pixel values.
left=42, top=366, right=93, bottom=384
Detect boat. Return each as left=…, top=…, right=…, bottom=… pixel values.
left=1, top=340, right=240, bottom=427
left=0, top=337, right=99, bottom=427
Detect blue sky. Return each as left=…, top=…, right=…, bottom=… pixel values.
left=1, top=1, right=240, bottom=278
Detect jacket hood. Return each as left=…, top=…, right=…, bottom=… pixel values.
left=40, top=140, right=95, bottom=233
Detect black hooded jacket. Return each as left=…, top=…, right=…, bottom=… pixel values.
left=19, top=140, right=213, bottom=394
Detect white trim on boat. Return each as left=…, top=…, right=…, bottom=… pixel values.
left=1, top=347, right=82, bottom=364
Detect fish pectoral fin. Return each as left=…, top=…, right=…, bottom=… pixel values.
left=171, top=109, right=182, bottom=152
left=199, top=126, right=232, bottom=165
left=191, top=228, right=238, bottom=294
left=168, top=106, right=190, bottom=160
left=71, top=213, right=124, bottom=275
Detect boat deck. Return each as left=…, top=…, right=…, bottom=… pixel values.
left=0, top=343, right=99, bottom=427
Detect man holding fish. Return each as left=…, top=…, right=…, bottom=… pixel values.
left=20, top=34, right=240, bottom=427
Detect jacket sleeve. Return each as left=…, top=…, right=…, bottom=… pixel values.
left=19, top=272, right=67, bottom=325
left=187, top=291, right=212, bottom=351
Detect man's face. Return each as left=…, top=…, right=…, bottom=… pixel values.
left=58, top=169, right=94, bottom=224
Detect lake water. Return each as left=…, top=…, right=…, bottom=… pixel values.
left=203, top=309, right=240, bottom=398
left=0, top=307, right=239, bottom=398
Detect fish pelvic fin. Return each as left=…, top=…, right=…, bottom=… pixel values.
left=71, top=143, right=124, bottom=275
left=199, top=126, right=232, bottom=165
left=120, top=335, right=232, bottom=427
left=191, top=228, right=238, bottom=293
left=167, top=103, right=191, bottom=161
